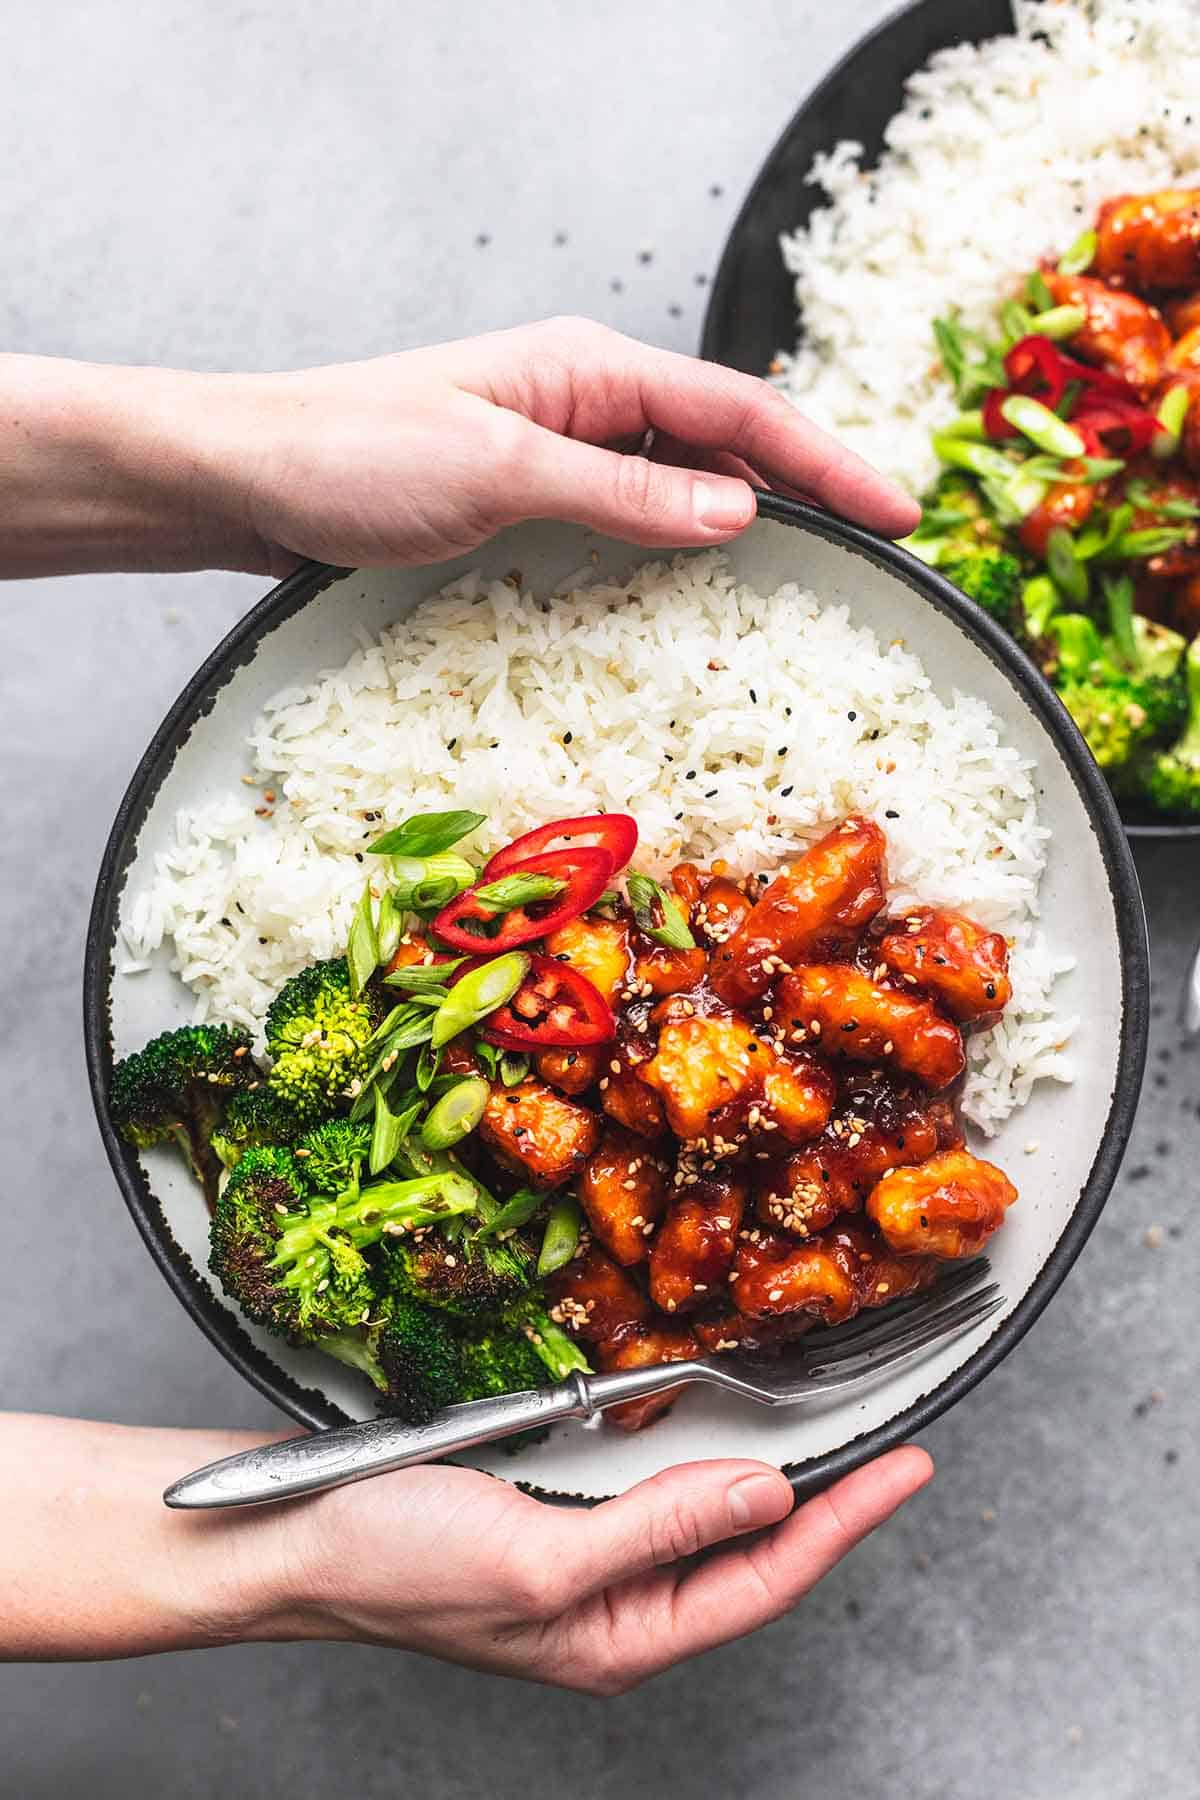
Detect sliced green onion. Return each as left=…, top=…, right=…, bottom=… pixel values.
left=938, top=410, right=987, bottom=441
left=536, top=1197, right=582, bottom=1277
left=375, top=891, right=403, bottom=967
left=1104, top=574, right=1138, bottom=667
left=500, top=1051, right=530, bottom=1088
left=627, top=872, right=695, bottom=951
left=1153, top=383, right=1190, bottom=461
left=1026, top=270, right=1055, bottom=313
left=1000, top=394, right=1086, bottom=459
left=366, top=810, right=486, bottom=858
left=1022, top=575, right=1059, bottom=639
left=1104, top=526, right=1194, bottom=561
left=369, top=1087, right=419, bottom=1176
left=384, top=957, right=465, bottom=992
left=1057, top=228, right=1097, bottom=276
left=588, top=888, right=621, bottom=914
left=420, top=1076, right=490, bottom=1150
left=1046, top=527, right=1090, bottom=605
left=346, top=882, right=380, bottom=999
left=1053, top=379, right=1084, bottom=420
left=388, top=853, right=476, bottom=912
left=999, top=299, right=1036, bottom=349
left=415, top=1040, right=442, bottom=1092
left=470, top=871, right=566, bottom=913
left=1025, top=304, right=1087, bottom=342
left=1075, top=501, right=1134, bottom=562
left=473, top=1039, right=501, bottom=1079
left=430, top=951, right=530, bottom=1048
left=475, top=1187, right=543, bottom=1241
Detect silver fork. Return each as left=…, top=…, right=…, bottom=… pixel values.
left=164, top=1261, right=1001, bottom=1510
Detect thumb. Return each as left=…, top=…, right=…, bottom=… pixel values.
left=559, top=1459, right=795, bottom=1597
left=503, top=422, right=757, bottom=546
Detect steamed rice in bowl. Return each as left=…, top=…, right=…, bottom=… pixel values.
left=120, top=550, right=1076, bottom=1135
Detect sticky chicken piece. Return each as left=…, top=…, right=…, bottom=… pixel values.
left=878, top=907, right=1012, bottom=1021
left=692, top=1305, right=813, bottom=1356
left=712, top=815, right=887, bottom=1007
left=598, top=1323, right=701, bottom=1431
left=1166, top=324, right=1200, bottom=373
left=600, top=1025, right=669, bottom=1140
left=545, top=1245, right=695, bottom=1430
left=545, top=1243, right=650, bottom=1345
left=632, top=940, right=708, bottom=998
left=818, top=1216, right=938, bottom=1310
left=670, top=862, right=704, bottom=910
left=578, top=1127, right=667, bottom=1265
left=777, top=965, right=965, bottom=1091
left=649, top=1171, right=748, bottom=1314
left=868, top=1149, right=1017, bottom=1260
left=542, top=914, right=632, bottom=1006
left=1165, top=291, right=1200, bottom=338
left=1018, top=478, right=1099, bottom=561
left=756, top=1073, right=957, bottom=1236
left=693, top=874, right=753, bottom=947
left=535, top=1044, right=605, bottom=1097
left=1094, top=189, right=1200, bottom=292
left=1177, top=371, right=1200, bottom=475
left=1044, top=270, right=1169, bottom=396
left=478, top=1078, right=600, bottom=1189
left=638, top=1011, right=834, bottom=1148
left=731, top=1228, right=861, bottom=1327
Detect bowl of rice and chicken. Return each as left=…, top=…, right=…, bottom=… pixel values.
left=86, top=505, right=1147, bottom=1500
left=702, top=0, right=1200, bottom=835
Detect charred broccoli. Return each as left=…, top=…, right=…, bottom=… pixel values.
left=374, top=1297, right=465, bottom=1421
left=110, top=1023, right=255, bottom=1203
left=264, top=957, right=386, bottom=1121
left=209, top=1152, right=478, bottom=1340
left=502, top=1296, right=591, bottom=1382
left=941, top=546, right=1024, bottom=632
left=379, top=1228, right=535, bottom=1319
left=211, top=1085, right=303, bottom=1171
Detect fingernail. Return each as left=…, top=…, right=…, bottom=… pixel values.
left=728, top=1473, right=791, bottom=1530
left=693, top=479, right=754, bottom=532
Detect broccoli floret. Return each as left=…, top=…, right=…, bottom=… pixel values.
left=1130, top=637, right=1200, bottom=817
left=458, top=1325, right=548, bottom=1399
left=110, top=1023, right=255, bottom=1204
left=379, top=1228, right=535, bottom=1319
left=211, top=1085, right=304, bottom=1171
left=374, top=1297, right=465, bottom=1422
left=1049, top=614, right=1186, bottom=771
left=264, top=957, right=386, bottom=1121
left=941, top=547, right=1023, bottom=632
left=502, top=1297, right=592, bottom=1382
left=209, top=1156, right=479, bottom=1341
left=294, top=1116, right=372, bottom=1193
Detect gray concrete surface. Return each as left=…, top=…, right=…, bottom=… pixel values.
left=2, top=2, right=1197, bottom=1795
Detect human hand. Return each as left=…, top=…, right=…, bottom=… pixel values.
left=268, top=1446, right=932, bottom=1690
left=201, top=317, right=919, bottom=576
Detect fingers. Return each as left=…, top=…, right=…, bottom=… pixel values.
left=501, top=421, right=758, bottom=547
left=655, top=1446, right=933, bottom=1665
left=557, top=1459, right=795, bottom=1598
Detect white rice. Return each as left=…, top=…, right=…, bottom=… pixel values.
left=120, top=553, right=1075, bottom=1134
left=776, top=0, right=1200, bottom=495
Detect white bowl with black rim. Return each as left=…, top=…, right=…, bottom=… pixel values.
left=84, top=499, right=1148, bottom=1503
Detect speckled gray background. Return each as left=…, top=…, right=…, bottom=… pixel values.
left=2, top=2, right=1197, bottom=1795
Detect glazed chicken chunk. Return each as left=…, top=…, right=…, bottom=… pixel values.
left=776, top=964, right=965, bottom=1090
left=542, top=914, right=631, bottom=1005
left=638, top=1009, right=834, bottom=1147
left=479, top=1077, right=600, bottom=1189
left=877, top=906, right=1012, bottom=1022
left=1044, top=269, right=1169, bottom=396
left=1093, top=188, right=1200, bottom=292
left=546, top=1244, right=697, bottom=1430
left=711, top=814, right=887, bottom=1007
left=578, top=1126, right=667, bottom=1265
left=867, top=1149, right=1017, bottom=1260
left=649, top=1171, right=748, bottom=1314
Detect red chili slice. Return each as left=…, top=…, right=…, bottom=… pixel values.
left=431, top=846, right=613, bottom=953
left=483, top=813, right=637, bottom=879
left=481, top=954, right=616, bottom=1048
left=985, top=335, right=1144, bottom=440
left=1072, top=395, right=1162, bottom=457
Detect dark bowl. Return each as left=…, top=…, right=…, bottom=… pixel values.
left=700, top=0, right=1200, bottom=841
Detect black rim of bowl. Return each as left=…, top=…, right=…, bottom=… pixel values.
left=698, top=0, right=1200, bottom=843
left=84, top=503, right=1149, bottom=1504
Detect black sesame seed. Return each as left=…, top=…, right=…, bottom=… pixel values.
left=848, top=711, right=857, bottom=721
left=885, top=808, right=899, bottom=819
left=563, top=730, right=573, bottom=744
left=780, top=785, right=794, bottom=797
left=749, top=688, right=757, bottom=703
left=686, top=769, right=697, bottom=780
left=705, top=789, right=718, bottom=799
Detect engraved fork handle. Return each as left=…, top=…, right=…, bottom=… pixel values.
left=162, top=1363, right=713, bottom=1509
